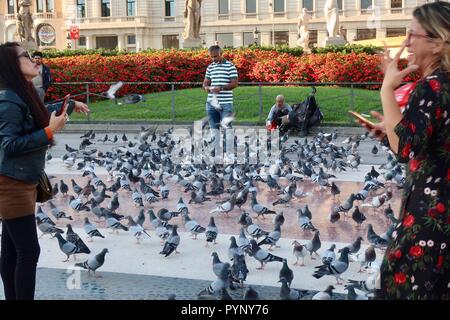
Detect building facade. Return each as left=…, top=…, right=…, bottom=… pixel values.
left=0, top=0, right=440, bottom=51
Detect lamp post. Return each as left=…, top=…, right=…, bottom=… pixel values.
left=202, top=39, right=206, bottom=48
left=252, top=27, right=260, bottom=46
left=269, top=1, right=275, bottom=46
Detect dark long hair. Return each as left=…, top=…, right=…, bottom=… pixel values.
left=0, top=42, right=49, bottom=129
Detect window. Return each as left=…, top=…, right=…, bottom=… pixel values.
left=162, top=35, right=179, bottom=49
left=337, top=0, right=343, bottom=11
left=165, top=0, right=175, bottom=16
left=302, top=0, right=313, bottom=12
left=360, top=0, right=372, bottom=10
left=127, top=35, right=136, bottom=45
left=96, top=36, right=118, bottom=49
left=356, top=28, right=376, bottom=40
left=246, top=0, right=256, bottom=14
left=101, top=0, right=111, bottom=17
left=36, top=0, right=44, bottom=13
left=126, top=0, right=135, bottom=16
left=308, top=30, right=317, bottom=48
left=390, top=0, right=402, bottom=13
left=273, top=0, right=284, bottom=13
left=243, top=32, right=260, bottom=46
left=46, top=0, right=54, bottom=12
left=78, top=36, right=86, bottom=46
left=386, top=28, right=406, bottom=37
left=7, top=0, right=15, bottom=14
left=271, top=31, right=289, bottom=46
left=77, top=0, right=86, bottom=18
left=216, top=33, right=233, bottom=48
left=219, top=0, right=229, bottom=15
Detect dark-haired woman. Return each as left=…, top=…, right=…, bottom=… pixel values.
left=0, top=42, right=89, bottom=300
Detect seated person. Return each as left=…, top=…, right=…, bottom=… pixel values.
left=266, top=95, right=292, bottom=130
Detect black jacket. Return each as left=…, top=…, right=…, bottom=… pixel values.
left=0, top=89, right=74, bottom=183
left=42, top=64, right=52, bottom=92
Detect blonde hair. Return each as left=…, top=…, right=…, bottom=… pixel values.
left=413, top=1, right=450, bottom=72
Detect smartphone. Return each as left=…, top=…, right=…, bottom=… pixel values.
left=56, top=94, right=70, bottom=116
left=348, top=111, right=375, bottom=128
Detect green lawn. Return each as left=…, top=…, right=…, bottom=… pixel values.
left=69, top=86, right=382, bottom=125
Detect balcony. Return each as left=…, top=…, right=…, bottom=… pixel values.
left=34, top=12, right=62, bottom=20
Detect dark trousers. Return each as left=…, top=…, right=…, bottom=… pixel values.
left=0, top=215, right=40, bottom=300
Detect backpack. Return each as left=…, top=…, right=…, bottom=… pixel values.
left=288, top=94, right=323, bottom=130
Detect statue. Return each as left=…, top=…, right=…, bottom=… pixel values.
left=324, top=0, right=339, bottom=38
left=17, top=0, right=35, bottom=43
left=183, top=0, right=202, bottom=40
left=297, top=8, right=312, bottom=51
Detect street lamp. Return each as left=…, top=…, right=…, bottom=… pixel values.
left=252, top=27, right=260, bottom=46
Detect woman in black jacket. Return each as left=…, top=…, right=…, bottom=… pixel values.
left=0, top=42, right=89, bottom=300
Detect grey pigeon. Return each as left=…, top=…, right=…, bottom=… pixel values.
left=257, top=223, right=281, bottom=250
left=183, top=214, right=205, bottom=240
left=344, top=236, right=363, bottom=254
left=36, top=216, right=63, bottom=238
left=367, top=224, right=388, bottom=249
left=312, top=285, right=335, bottom=300
left=279, top=259, right=294, bottom=287
left=48, top=201, right=72, bottom=220
left=211, top=252, right=226, bottom=277
left=205, top=216, right=219, bottom=246
left=313, top=247, right=350, bottom=284
left=126, top=216, right=151, bottom=243
left=160, top=225, right=180, bottom=257
left=54, top=233, right=83, bottom=262
left=305, top=230, right=321, bottom=259
left=198, top=263, right=230, bottom=298
left=279, top=278, right=309, bottom=300
left=83, top=217, right=104, bottom=241
left=75, top=248, right=109, bottom=277
left=292, top=240, right=307, bottom=266
left=228, top=236, right=244, bottom=260
left=251, top=193, right=276, bottom=219
left=230, top=254, right=249, bottom=288
left=249, top=239, right=283, bottom=270
left=321, top=244, right=336, bottom=266
left=66, top=224, right=91, bottom=254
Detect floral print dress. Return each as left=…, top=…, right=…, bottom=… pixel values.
left=378, top=70, right=450, bottom=300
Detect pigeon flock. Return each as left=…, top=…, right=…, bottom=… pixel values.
left=28, top=126, right=406, bottom=300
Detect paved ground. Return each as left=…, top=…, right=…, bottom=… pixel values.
left=0, top=126, right=393, bottom=300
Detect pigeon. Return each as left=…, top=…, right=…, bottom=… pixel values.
left=278, top=259, right=294, bottom=287
left=60, top=180, right=69, bottom=195
left=36, top=206, right=55, bottom=226
left=160, top=225, right=180, bottom=257
left=126, top=216, right=151, bottom=243
left=305, top=230, right=321, bottom=259
left=311, top=285, right=335, bottom=300
left=105, top=213, right=128, bottom=233
left=246, top=222, right=269, bottom=240
left=350, top=245, right=377, bottom=273
left=75, top=248, right=109, bottom=278
left=237, top=228, right=251, bottom=254
left=54, top=233, right=83, bottom=262
left=36, top=216, right=63, bottom=238
left=257, top=223, right=281, bottom=250
left=183, top=214, right=205, bottom=240
left=243, top=285, right=259, bottom=300
left=83, top=217, right=104, bottom=241
left=313, top=247, right=350, bottom=285
left=48, top=201, right=73, bottom=220
left=230, top=254, right=249, bottom=288
left=211, top=252, right=226, bottom=277
left=228, top=236, right=244, bottom=260
left=198, top=263, right=230, bottom=298
left=330, top=182, right=341, bottom=200
left=251, top=194, right=276, bottom=219
left=367, top=224, right=388, bottom=249
left=272, top=211, right=285, bottom=226
left=297, top=208, right=317, bottom=232
left=249, top=239, right=283, bottom=270
left=343, top=236, right=363, bottom=254
left=347, top=273, right=377, bottom=296
left=371, top=144, right=378, bottom=155
left=345, top=285, right=370, bottom=300
left=210, top=194, right=236, bottom=216
left=351, top=206, right=367, bottom=227
left=279, top=278, right=309, bottom=300
left=292, top=240, right=307, bottom=266
left=321, top=244, right=336, bottom=266
left=66, top=224, right=91, bottom=254
left=104, top=81, right=124, bottom=99
left=205, top=216, right=219, bottom=246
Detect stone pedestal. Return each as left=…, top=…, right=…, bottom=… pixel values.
left=323, top=36, right=347, bottom=47
left=182, top=38, right=202, bottom=49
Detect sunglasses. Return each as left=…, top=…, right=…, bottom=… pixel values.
left=17, top=51, right=33, bottom=61
left=406, top=30, right=434, bottom=42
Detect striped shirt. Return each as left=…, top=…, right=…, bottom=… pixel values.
left=205, top=60, right=238, bottom=105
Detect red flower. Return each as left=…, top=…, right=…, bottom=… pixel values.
left=409, top=245, right=424, bottom=258
left=394, top=272, right=407, bottom=285
left=437, top=256, right=443, bottom=269
left=408, top=123, right=416, bottom=133
left=429, top=79, right=441, bottom=92
left=409, top=159, right=420, bottom=172
left=403, top=214, right=415, bottom=227
left=394, top=249, right=402, bottom=259
left=388, top=252, right=396, bottom=261
left=428, top=208, right=438, bottom=219
left=435, top=108, right=442, bottom=120
left=401, top=143, right=411, bottom=158
left=436, top=203, right=446, bottom=213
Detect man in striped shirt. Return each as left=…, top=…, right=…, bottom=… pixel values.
left=203, top=45, right=238, bottom=158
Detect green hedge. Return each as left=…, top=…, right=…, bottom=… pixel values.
left=40, top=44, right=382, bottom=58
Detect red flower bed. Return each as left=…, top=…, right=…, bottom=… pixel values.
left=44, top=48, right=420, bottom=101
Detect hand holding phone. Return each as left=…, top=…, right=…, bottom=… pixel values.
left=348, top=111, right=375, bottom=128
left=56, top=94, right=70, bottom=116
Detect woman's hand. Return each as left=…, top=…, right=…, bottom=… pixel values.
left=381, top=42, right=418, bottom=91
left=48, top=104, right=68, bottom=133
left=359, top=111, right=387, bottom=141
left=73, top=101, right=90, bottom=115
